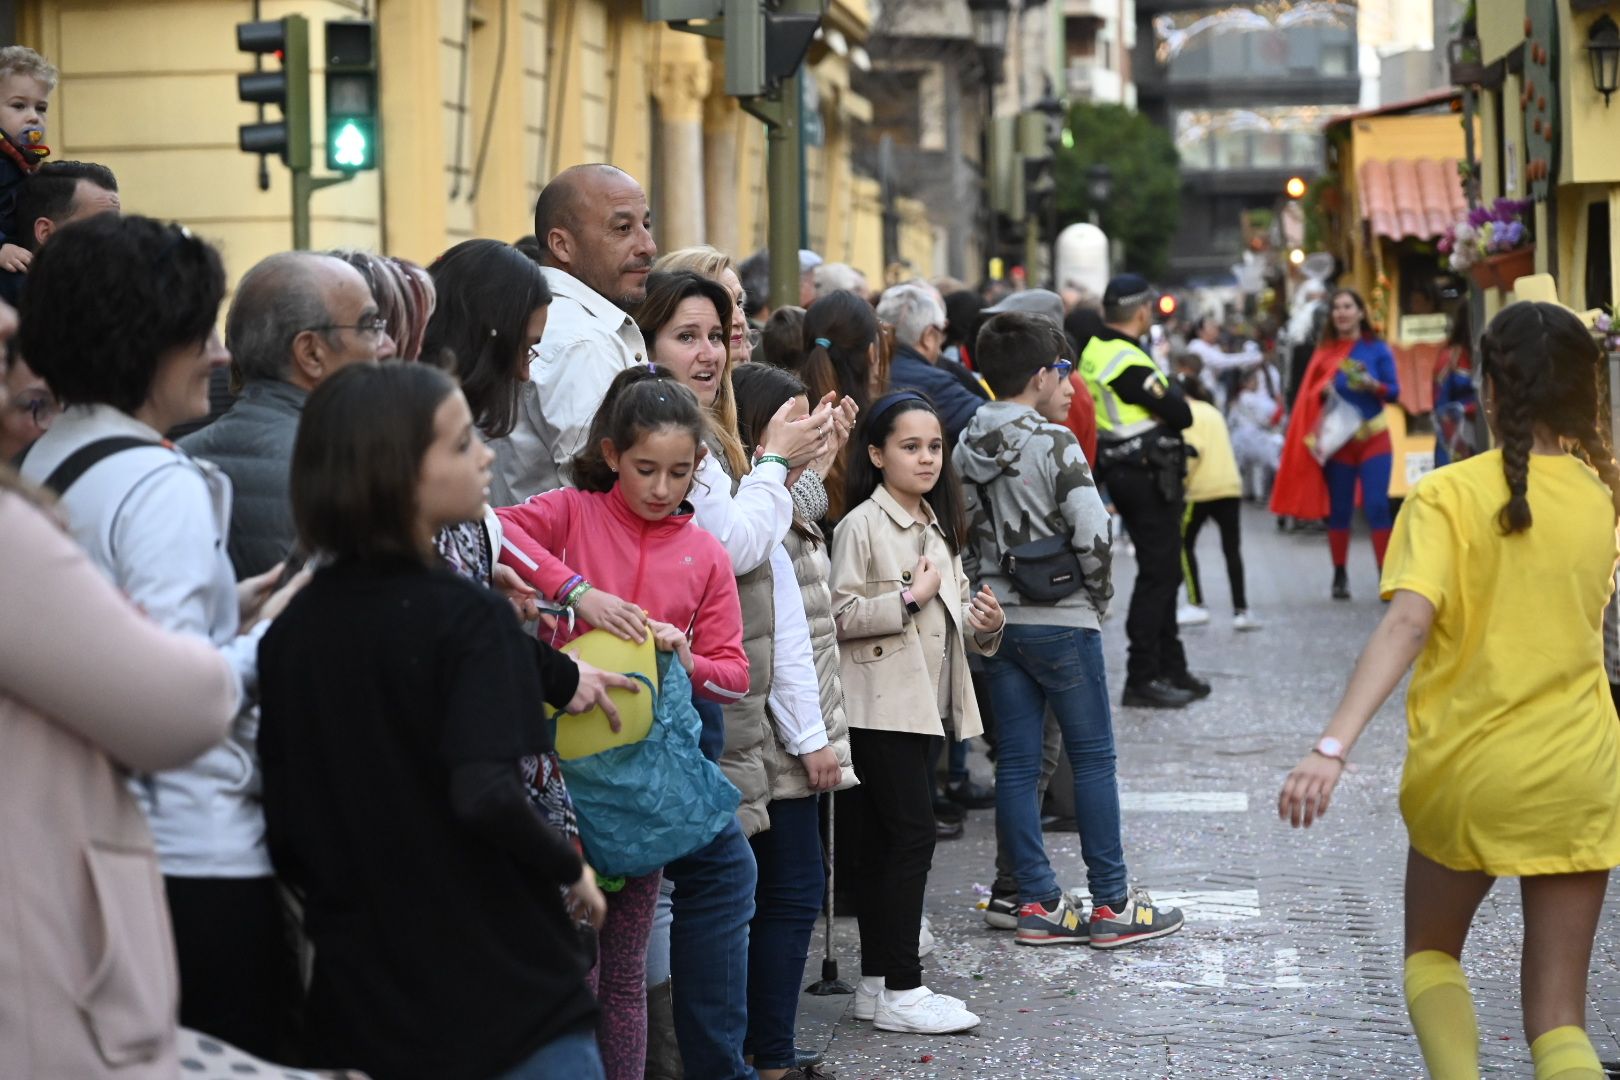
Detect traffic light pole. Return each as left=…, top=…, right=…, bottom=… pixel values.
left=291, top=171, right=354, bottom=251
left=742, top=73, right=804, bottom=312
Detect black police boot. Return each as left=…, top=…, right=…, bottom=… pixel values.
left=1167, top=671, right=1212, bottom=699
left=1332, top=566, right=1351, bottom=601
left=1121, top=679, right=1196, bottom=709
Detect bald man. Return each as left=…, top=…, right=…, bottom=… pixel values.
left=181, top=251, right=395, bottom=575
left=490, top=163, right=656, bottom=503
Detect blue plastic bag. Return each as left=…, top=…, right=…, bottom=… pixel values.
left=559, top=652, right=740, bottom=878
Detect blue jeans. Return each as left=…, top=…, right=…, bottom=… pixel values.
left=665, top=814, right=758, bottom=1079
left=746, top=796, right=824, bottom=1070
left=645, top=878, right=675, bottom=987
left=493, top=1027, right=606, bottom=1079
left=984, top=625, right=1128, bottom=907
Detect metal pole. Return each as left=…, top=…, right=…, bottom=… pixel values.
left=745, top=76, right=803, bottom=311
left=804, top=792, right=853, bottom=995
left=291, top=171, right=354, bottom=251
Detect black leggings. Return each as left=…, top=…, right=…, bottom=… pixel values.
left=1182, top=496, right=1247, bottom=613
left=847, top=728, right=936, bottom=991
left=165, top=875, right=301, bottom=1060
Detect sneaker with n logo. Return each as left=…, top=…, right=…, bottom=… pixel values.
left=1087, top=887, right=1185, bottom=950
left=1014, top=893, right=1089, bottom=946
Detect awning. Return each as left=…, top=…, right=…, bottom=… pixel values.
left=1358, top=158, right=1467, bottom=241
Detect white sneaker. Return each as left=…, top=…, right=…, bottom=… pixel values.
left=918, top=915, right=936, bottom=958
left=853, top=975, right=881, bottom=1021
left=1176, top=604, right=1210, bottom=627
left=1233, top=610, right=1263, bottom=632
left=856, top=977, right=966, bottom=1023
left=873, top=986, right=980, bottom=1034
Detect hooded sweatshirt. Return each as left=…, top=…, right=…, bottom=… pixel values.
left=495, top=486, right=749, bottom=705
left=952, top=400, right=1114, bottom=629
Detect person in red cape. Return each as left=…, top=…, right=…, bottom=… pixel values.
left=1271, top=288, right=1400, bottom=601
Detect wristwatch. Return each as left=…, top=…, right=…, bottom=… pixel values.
left=1312, top=736, right=1346, bottom=763
left=901, top=588, right=921, bottom=615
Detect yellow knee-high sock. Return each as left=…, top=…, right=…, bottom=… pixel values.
left=1530, top=1025, right=1603, bottom=1080
left=1404, top=950, right=1480, bottom=1079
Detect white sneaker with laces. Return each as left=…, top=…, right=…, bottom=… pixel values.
left=1233, top=610, right=1263, bottom=632
left=918, top=914, right=936, bottom=957
left=873, top=986, right=980, bottom=1034
left=1176, top=604, right=1210, bottom=627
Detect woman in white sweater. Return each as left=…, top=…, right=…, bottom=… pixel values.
left=16, top=215, right=305, bottom=1057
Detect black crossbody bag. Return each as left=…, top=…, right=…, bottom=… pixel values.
left=973, top=479, right=1084, bottom=603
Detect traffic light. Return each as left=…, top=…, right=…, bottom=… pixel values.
left=1023, top=154, right=1056, bottom=235
left=325, top=21, right=378, bottom=172
left=236, top=16, right=311, bottom=169
left=1285, top=175, right=1307, bottom=199
left=723, top=0, right=821, bottom=98
left=1157, top=293, right=1179, bottom=318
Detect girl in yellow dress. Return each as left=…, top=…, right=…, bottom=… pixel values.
left=1279, top=301, right=1620, bottom=1080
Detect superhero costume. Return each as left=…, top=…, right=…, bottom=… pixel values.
left=1271, top=335, right=1400, bottom=571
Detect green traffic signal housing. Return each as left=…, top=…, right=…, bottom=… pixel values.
left=325, top=21, right=378, bottom=172
left=236, top=15, right=310, bottom=170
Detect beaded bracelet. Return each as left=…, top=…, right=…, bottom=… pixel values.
left=755, top=453, right=792, bottom=471
left=563, top=581, right=593, bottom=608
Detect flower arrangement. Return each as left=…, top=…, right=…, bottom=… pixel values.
left=1596, top=305, right=1620, bottom=355
left=1437, top=198, right=1533, bottom=272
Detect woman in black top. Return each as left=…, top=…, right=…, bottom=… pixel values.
left=259, top=363, right=608, bottom=1080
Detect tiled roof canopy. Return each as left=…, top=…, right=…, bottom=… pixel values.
left=1358, top=158, right=1467, bottom=241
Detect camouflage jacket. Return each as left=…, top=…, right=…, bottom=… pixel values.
left=953, top=401, right=1113, bottom=626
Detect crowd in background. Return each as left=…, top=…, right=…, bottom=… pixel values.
left=0, top=38, right=1189, bottom=1077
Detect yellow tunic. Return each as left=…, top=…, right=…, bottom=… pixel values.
left=1380, top=450, right=1620, bottom=876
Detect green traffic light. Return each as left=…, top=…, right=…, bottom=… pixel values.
left=332, top=119, right=368, bottom=169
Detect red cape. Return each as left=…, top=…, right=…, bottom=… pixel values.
left=1270, top=338, right=1354, bottom=520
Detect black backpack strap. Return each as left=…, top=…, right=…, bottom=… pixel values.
left=38, top=436, right=163, bottom=496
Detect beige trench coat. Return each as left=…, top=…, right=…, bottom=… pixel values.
left=830, top=486, right=1000, bottom=740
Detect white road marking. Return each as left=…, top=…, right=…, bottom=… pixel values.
left=1150, top=888, right=1261, bottom=921
left=1273, top=947, right=1306, bottom=988
left=1119, top=791, right=1249, bottom=812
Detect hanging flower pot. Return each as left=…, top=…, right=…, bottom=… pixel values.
left=1469, top=245, right=1536, bottom=291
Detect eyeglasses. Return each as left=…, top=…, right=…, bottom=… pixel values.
left=736, top=328, right=763, bottom=351
left=1045, top=359, right=1074, bottom=378
left=11, top=393, right=57, bottom=429
left=308, top=316, right=390, bottom=339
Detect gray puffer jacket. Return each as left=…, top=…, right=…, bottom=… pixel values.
left=720, top=556, right=777, bottom=837
left=765, top=526, right=857, bottom=800
left=179, top=380, right=306, bottom=577
left=952, top=400, right=1113, bottom=628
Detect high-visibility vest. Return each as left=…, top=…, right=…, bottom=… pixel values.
left=1079, top=335, right=1166, bottom=441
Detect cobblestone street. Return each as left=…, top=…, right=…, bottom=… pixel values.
left=795, top=505, right=1620, bottom=1078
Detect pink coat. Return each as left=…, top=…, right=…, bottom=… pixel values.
left=0, top=490, right=237, bottom=1078
left=496, top=485, right=749, bottom=704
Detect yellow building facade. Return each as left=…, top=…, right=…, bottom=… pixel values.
left=1472, top=0, right=1620, bottom=316
left=16, top=0, right=935, bottom=284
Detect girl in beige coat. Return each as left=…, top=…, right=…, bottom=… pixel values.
left=831, top=391, right=1003, bottom=1038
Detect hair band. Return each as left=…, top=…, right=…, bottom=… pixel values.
left=814, top=337, right=832, bottom=349
left=866, top=390, right=931, bottom=431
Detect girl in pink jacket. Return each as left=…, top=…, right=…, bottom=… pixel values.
left=495, top=366, right=748, bottom=1080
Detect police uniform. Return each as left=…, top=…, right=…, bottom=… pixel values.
left=1081, top=284, right=1205, bottom=707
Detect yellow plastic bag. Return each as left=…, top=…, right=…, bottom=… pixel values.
left=555, top=629, right=660, bottom=760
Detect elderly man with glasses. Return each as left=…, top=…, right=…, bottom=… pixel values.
left=181, top=250, right=396, bottom=576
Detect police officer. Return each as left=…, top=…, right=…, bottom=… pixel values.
left=1081, top=274, right=1209, bottom=709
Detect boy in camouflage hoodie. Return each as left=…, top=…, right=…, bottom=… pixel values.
left=954, top=311, right=1185, bottom=951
